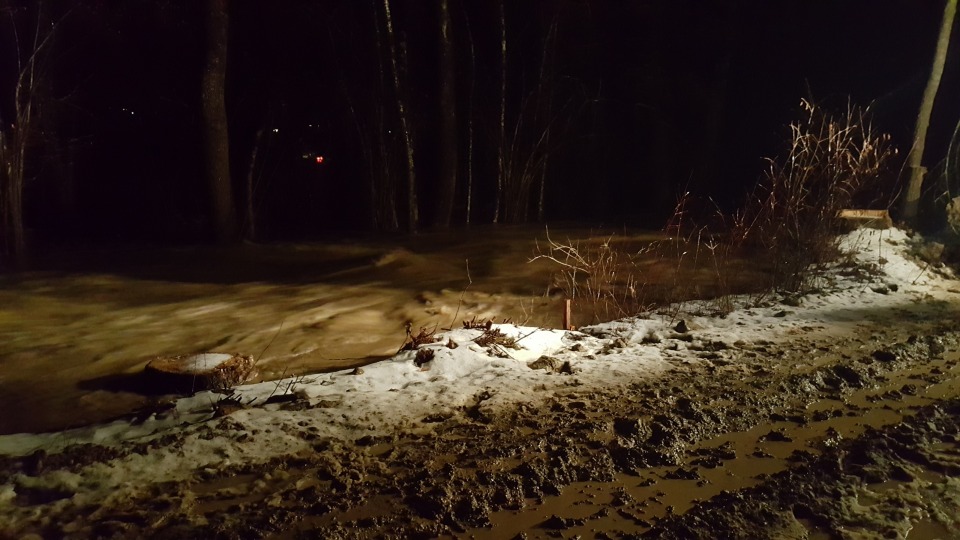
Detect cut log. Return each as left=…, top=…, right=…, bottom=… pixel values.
left=144, top=352, right=257, bottom=394
left=837, top=209, right=892, bottom=230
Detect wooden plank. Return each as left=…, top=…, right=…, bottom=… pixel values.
left=837, top=209, right=893, bottom=230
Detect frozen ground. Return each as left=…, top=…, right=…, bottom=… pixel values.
left=1, top=227, right=959, bottom=538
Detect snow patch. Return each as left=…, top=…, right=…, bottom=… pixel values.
left=183, top=353, right=234, bottom=372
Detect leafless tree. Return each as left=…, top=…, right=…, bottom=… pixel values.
left=902, top=0, right=956, bottom=222
left=499, top=11, right=563, bottom=223
left=0, top=2, right=61, bottom=269
left=535, top=16, right=559, bottom=222
left=380, top=0, right=418, bottom=231
left=493, top=0, right=506, bottom=223
left=201, top=0, right=238, bottom=243
left=434, top=0, right=457, bottom=227
left=243, top=125, right=264, bottom=241
left=462, top=2, right=475, bottom=225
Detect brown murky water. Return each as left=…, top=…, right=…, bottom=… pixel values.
left=5, top=225, right=760, bottom=435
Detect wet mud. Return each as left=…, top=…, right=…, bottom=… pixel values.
left=3, top=300, right=960, bottom=539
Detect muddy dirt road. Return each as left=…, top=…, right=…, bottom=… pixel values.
left=3, top=293, right=959, bottom=539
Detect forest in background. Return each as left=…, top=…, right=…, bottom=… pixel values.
left=0, top=0, right=957, bottom=264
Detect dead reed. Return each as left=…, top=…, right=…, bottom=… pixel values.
left=532, top=99, right=897, bottom=326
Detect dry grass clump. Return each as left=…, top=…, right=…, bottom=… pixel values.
left=399, top=325, right=438, bottom=352
left=461, top=316, right=513, bottom=330
left=654, top=194, right=745, bottom=315
left=656, top=99, right=895, bottom=300
left=472, top=326, right=520, bottom=358
left=531, top=228, right=653, bottom=323
left=473, top=326, right=519, bottom=349
left=735, top=99, right=895, bottom=291
left=532, top=99, right=896, bottom=325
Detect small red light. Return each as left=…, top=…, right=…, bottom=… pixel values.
left=315, top=155, right=325, bottom=164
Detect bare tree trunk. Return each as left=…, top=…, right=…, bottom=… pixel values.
left=435, top=0, right=457, bottom=227
left=1, top=6, right=58, bottom=269
left=243, top=126, right=264, bottom=241
left=493, top=0, right=506, bottom=223
left=536, top=17, right=558, bottom=222
left=463, top=2, right=475, bottom=225
left=201, top=0, right=238, bottom=243
left=3, top=126, right=26, bottom=267
left=0, top=128, right=25, bottom=268
left=370, top=4, right=399, bottom=231
left=8, top=19, right=36, bottom=265
left=903, top=0, right=956, bottom=223
left=331, top=8, right=399, bottom=231
left=381, top=0, right=418, bottom=232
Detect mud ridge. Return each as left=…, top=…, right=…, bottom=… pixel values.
left=647, top=398, right=960, bottom=539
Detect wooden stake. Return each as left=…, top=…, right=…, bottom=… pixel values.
left=563, top=299, right=572, bottom=330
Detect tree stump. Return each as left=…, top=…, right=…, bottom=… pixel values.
left=144, top=353, right=257, bottom=394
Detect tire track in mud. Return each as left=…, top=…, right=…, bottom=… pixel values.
left=3, top=321, right=960, bottom=539
left=646, top=398, right=960, bottom=539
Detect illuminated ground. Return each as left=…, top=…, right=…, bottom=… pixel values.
left=1, top=227, right=959, bottom=538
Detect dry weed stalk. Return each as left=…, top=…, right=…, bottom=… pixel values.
left=462, top=316, right=513, bottom=330
left=659, top=100, right=895, bottom=304
left=531, top=227, right=651, bottom=323
left=399, top=324, right=438, bottom=352
left=473, top=326, right=520, bottom=358
left=532, top=99, right=895, bottom=326
left=742, top=99, right=895, bottom=291
left=656, top=193, right=741, bottom=316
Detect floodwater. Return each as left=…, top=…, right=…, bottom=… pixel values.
left=0, top=225, right=763, bottom=435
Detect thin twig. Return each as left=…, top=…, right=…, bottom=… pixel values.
left=254, top=319, right=285, bottom=367
left=447, top=259, right=472, bottom=330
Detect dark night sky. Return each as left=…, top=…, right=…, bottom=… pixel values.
left=4, top=0, right=957, bottom=243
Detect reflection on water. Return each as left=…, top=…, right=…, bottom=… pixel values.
left=0, top=225, right=763, bottom=435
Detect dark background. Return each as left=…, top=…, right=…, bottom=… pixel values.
left=3, top=0, right=957, bottom=245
